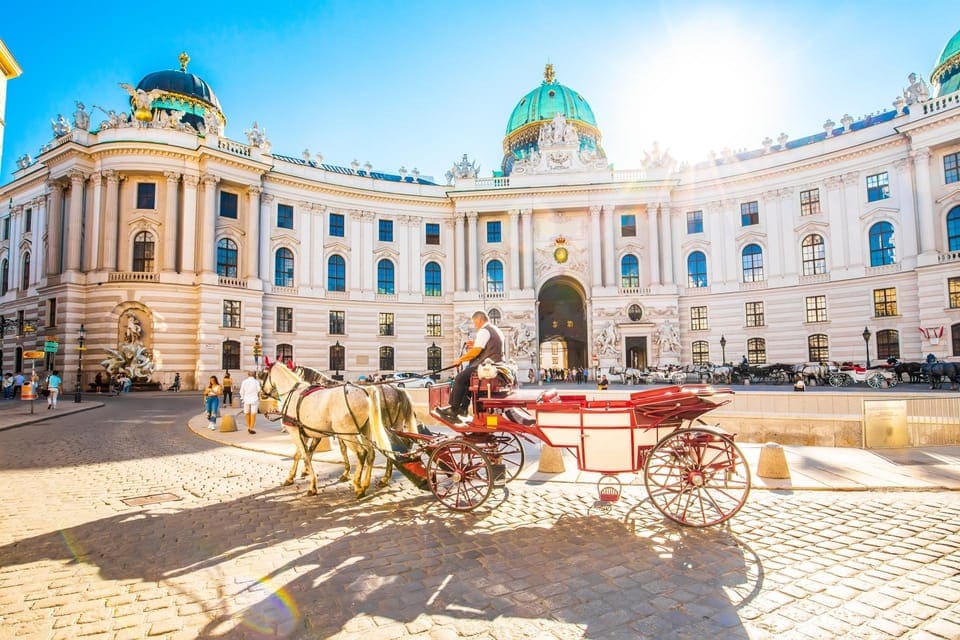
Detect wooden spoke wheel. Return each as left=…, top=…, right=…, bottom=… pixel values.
left=828, top=373, right=848, bottom=388
left=426, top=439, right=493, bottom=512
left=867, top=373, right=885, bottom=389
left=644, top=428, right=751, bottom=527
left=477, top=432, right=525, bottom=483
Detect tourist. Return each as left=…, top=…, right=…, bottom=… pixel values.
left=2, top=373, right=13, bottom=399
left=204, top=376, right=222, bottom=428
left=46, top=370, right=62, bottom=409
left=238, top=370, right=260, bottom=434
left=222, top=371, right=233, bottom=407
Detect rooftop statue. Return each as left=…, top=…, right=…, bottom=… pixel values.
left=73, top=101, right=90, bottom=131
left=245, top=121, right=267, bottom=147
left=445, top=154, right=479, bottom=184
left=51, top=114, right=72, bottom=137
left=203, top=109, right=220, bottom=135
left=903, top=72, right=930, bottom=104
left=119, top=83, right=163, bottom=121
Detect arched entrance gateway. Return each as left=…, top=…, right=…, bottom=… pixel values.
left=536, top=277, right=587, bottom=375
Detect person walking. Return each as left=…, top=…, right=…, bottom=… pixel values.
left=13, top=372, right=24, bottom=398
left=171, top=372, right=181, bottom=392
left=436, top=310, right=504, bottom=424
left=2, top=373, right=13, bottom=399
left=222, top=371, right=233, bottom=407
left=204, top=375, right=222, bottom=429
left=238, top=370, right=260, bottom=434
left=46, top=370, right=62, bottom=409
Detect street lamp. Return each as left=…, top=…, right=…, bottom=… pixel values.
left=720, top=334, right=727, bottom=365
left=862, top=326, right=871, bottom=368
left=74, top=324, right=85, bottom=403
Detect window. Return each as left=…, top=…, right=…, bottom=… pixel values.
left=330, top=342, right=345, bottom=372
left=801, top=234, right=826, bottom=275
left=329, top=310, right=345, bottom=335
left=620, top=214, right=636, bottom=237
left=745, top=301, right=764, bottom=327
left=427, top=343, right=442, bottom=372
left=747, top=337, right=766, bottom=364
left=24, top=208, right=31, bottom=233
left=327, top=255, right=346, bottom=291
left=274, top=248, right=294, bottom=287
left=277, top=204, right=293, bottom=229
left=132, top=231, right=155, bottom=272
left=948, top=206, right=960, bottom=251
left=216, top=238, right=238, bottom=277
left=486, top=220, right=502, bottom=243
left=741, top=244, right=764, bottom=282
left=866, top=172, right=890, bottom=202
left=426, top=313, right=442, bottom=337
left=687, top=210, right=703, bottom=234
left=950, top=277, right=960, bottom=309
left=800, top=188, right=821, bottom=216
left=378, top=219, right=393, bottom=242
left=379, top=346, right=395, bottom=371
left=379, top=312, right=395, bottom=336
left=136, top=182, right=156, bottom=209
left=485, top=260, right=504, bottom=292
left=873, top=287, right=898, bottom=317
left=1, top=217, right=8, bottom=240
left=620, top=254, right=639, bottom=288
left=869, top=221, right=896, bottom=266
left=48, top=298, right=56, bottom=326
left=276, top=307, right=293, bottom=333
left=425, top=222, right=440, bottom=245
left=424, top=261, right=442, bottom=297
left=377, top=259, right=395, bottom=295
left=1, top=259, right=8, bottom=295
left=329, top=212, right=345, bottom=237
left=877, top=329, right=900, bottom=361
left=488, top=308, right=501, bottom=325
left=687, top=251, right=708, bottom=288
left=946, top=152, right=960, bottom=185
left=20, top=253, right=29, bottom=290
left=691, top=340, right=710, bottom=365
left=219, top=191, right=238, bottom=218
left=808, top=334, right=829, bottom=363
left=805, top=295, right=827, bottom=323
left=740, top=201, right=759, bottom=226
left=689, top=306, right=708, bottom=331
left=276, top=343, right=293, bottom=363
left=222, top=300, right=241, bottom=328
left=221, top=340, right=240, bottom=370
left=953, top=323, right=960, bottom=357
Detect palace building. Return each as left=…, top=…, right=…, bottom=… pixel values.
left=1, top=34, right=960, bottom=390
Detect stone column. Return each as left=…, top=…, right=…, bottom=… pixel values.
left=32, top=195, right=46, bottom=283
left=763, top=190, right=783, bottom=278
left=647, top=204, right=660, bottom=286
left=508, top=209, right=520, bottom=290
left=662, top=207, right=675, bottom=285
left=101, top=172, right=120, bottom=271
left=349, top=210, right=363, bottom=290
left=245, top=186, right=261, bottom=279
left=259, top=193, right=273, bottom=280
left=396, top=215, right=411, bottom=293
left=359, top=211, right=374, bottom=291
left=454, top=213, right=465, bottom=292
left=521, top=208, right=533, bottom=290
left=778, top=188, right=797, bottom=278
left=407, top=215, right=420, bottom=294
left=824, top=177, right=844, bottom=270
left=9, top=206, right=21, bottom=290
left=180, top=175, right=199, bottom=273
left=895, top=158, right=918, bottom=263
left=602, top=204, right=616, bottom=287
left=64, top=170, right=86, bottom=272
left=840, top=172, right=858, bottom=267
left=912, top=148, right=936, bottom=255
left=300, top=203, right=314, bottom=288
left=312, top=204, right=325, bottom=288
left=589, top=206, right=603, bottom=288
left=85, top=173, right=103, bottom=272
left=200, top=174, right=219, bottom=273
left=717, top=200, right=735, bottom=283
left=443, top=219, right=456, bottom=295
left=45, top=180, right=64, bottom=275
left=467, top=211, right=479, bottom=292
left=162, top=172, right=180, bottom=272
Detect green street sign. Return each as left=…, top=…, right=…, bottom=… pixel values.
left=43, top=341, right=59, bottom=353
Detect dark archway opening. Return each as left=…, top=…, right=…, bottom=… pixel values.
left=537, top=278, right=587, bottom=373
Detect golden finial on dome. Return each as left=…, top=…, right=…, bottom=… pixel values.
left=179, top=52, right=190, bottom=72
left=544, top=63, right=555, bottom=84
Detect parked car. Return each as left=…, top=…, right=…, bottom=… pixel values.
left=382, top=372, right=435, bottom=388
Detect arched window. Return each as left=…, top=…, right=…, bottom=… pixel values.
left=132, top=231, right=155, bottom=272
left=424, top=261, right=442, bottom=297
left=948, top=206, right=960, bottom=251
left=620, top=254, right=639, bottom=288
left=0, top=259, right=7, bottom=295
left=488, top=308, right=501, bottom=325
left=746, top=337, right=766, bottom=364
left=276, top=343, right=293, bottom=363
left=377, top=259, right=395, bottom=295
left=808, top=334, right=829, bottom=363
left=379, top=346, right=395, bottom=371
left=274, top=248, right=295, bottom=287
left=216, top=238, right=238, bottom=277
left=329, top=342, right=345, bottom=377
left=687, top=251, right=708, bottom=288
left=327, top=254, right=346, bottom=291
left=876, top=329, right=900, bottom=361
left=869, top=221, right=896, bottom=266
left=486, top=260, right=504, bottom=292
left=691, top=340, right=709, bottom=365
left=801, top=234, right=826, bottom=275
left=20, top=253, right=29, bottom=291
left=741, top=244, right=764, bottom=282
left=427, top=343, right=442, bottom=372
left=221, top=339, right=240, bottom=370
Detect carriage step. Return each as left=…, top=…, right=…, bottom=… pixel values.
left=491, top=464, right=507, bottom=485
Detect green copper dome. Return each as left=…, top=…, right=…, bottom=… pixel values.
left=505, top=64, right=597, bottom=135
left=932, top=29, right=960, bottom=97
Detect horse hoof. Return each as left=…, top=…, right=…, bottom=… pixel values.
left=337, top=474, right=350, bottom=483
left=307, top=489, right=318, bottom=496
left=282, top=479, right=294, bottom=487
left=377, top=478, right=390, bottom=488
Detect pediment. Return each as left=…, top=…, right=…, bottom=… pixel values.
left=859, top=205, right=899, bottom=222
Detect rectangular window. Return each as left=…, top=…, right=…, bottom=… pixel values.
left=219, top=191, right=238, bottom=218
left=425, top=223, right=440, bottom=245
left=800, top=188, right=821, bottom=216
left=24, top=208, right=32, bottom=233
left=48, top=298, right=57, bottom=326
left=136, top=182, right=156, bottom=209
left=745, top=301, right=764, bottom=327
left=949, top=277, right=960, bottom=309
left=620, top=214, right=636, bottom=237
left=329, top=212, right=345, bottom=237
left=329, top=310, right=345, bottom=335
left=277, top=204, right=293, bottom=229
left=378, top=219, right=393, bottom=242
left=222, top=300, right=241, bottom=328
left=690, top=306, right=708, bottom=331
left=740, top=201, right=759, bottom=226
left=866, top=172, right=890, bottom=202
left=1, top=217, right=8, bottom=240
left=426, top=313, right=442, bottom=337
left=873, top=288, right=898, bottom=317
left=945, top=152, right=960, bottom=185
left=379, top=312, right=395, bottom=336
left=686, top=210, right=703, bottom=234
left=805, top=295, right=827, bottom=323
left=486, top=220, right=502, bottom=243
left=276, top=307, right=293, bottom=333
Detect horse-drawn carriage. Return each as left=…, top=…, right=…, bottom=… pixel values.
left=826, top=364, right=898, bottom=389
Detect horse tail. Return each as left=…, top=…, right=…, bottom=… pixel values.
left=364, top=385, right=392, bottom=454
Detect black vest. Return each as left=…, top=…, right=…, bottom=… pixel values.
left=471, top=323, right=504, bottom=365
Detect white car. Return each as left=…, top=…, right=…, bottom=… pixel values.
left=384, top=372, right=435, bottom=388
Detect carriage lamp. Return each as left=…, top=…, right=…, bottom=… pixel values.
left=720, top=335, right=727, bottom=365
left=862, top=326, right=872, bottom=368
left=74, top=324, right=86, bottom=403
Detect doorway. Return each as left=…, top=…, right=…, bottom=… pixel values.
left=537, top=277, right=587, bottom=372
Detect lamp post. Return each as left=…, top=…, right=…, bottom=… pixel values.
left=720, top=334, right=727, bottom=365
left=333, top=341, right=342, bottom=381
left=74, top=324, right=85, bottom=403
left=862, top=326, right=871, bottom=368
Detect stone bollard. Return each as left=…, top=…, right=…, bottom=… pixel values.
left=537, top=444, right=566, bottom=473
left=219, top=413, right=238, bottom=433
left=757, top=442, right=790, bottom=478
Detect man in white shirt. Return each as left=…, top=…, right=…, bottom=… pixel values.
left=238, top=370, right=261, bottom=434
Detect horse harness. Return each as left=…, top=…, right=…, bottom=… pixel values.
left=270, top=378, right=377, bottom=446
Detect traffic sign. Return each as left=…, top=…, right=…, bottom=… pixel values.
left=43, top=341, right=59, bottom=353
left=22, top=350, right=44, bottom=359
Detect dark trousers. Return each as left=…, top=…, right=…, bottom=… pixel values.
left=448, top=364, right=479, bottom=414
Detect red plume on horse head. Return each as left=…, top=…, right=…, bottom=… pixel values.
left=264, top=355, right=272, bottom=369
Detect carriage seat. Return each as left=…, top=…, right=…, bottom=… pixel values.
left=470, top=360, right=517, bottom=397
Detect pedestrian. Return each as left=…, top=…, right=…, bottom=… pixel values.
left=435, top=310, right=504, bottom=424
left=238, top=370, right=260, bottom=434
left=222, top=371, right=233, bottom=407
left=171, top=372, right=181, bottom=392
left=46, top=370, right=62, bottom=409
left=13, top=371, right=24, bottom=398
left=2, top=373, right=13, bottom=399
left=94, top=371, right=104, bottom=394
left=204, top=375, right=222, bottom=429
left=597, top=374, right=609, bottom=390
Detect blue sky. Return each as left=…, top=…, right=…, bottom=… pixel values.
left=1, top=1, right=958, bottom=182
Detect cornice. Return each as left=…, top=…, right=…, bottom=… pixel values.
left=262, top=174, right=450, bottom=210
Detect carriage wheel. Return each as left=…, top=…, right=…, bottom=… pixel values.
left=426, top=439, right=493, bottom=512
left=828, top=373, right=847, bottom=388
left=644, top=428, right=751, bottom=527
left=482, top=432, right=525, bottom=483
left=867, top=373, right=884, bottom=389
left=768, top=370, right=789, bottom=385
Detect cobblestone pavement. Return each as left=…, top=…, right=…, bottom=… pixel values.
left=0, top=395, right=959, bottom=639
